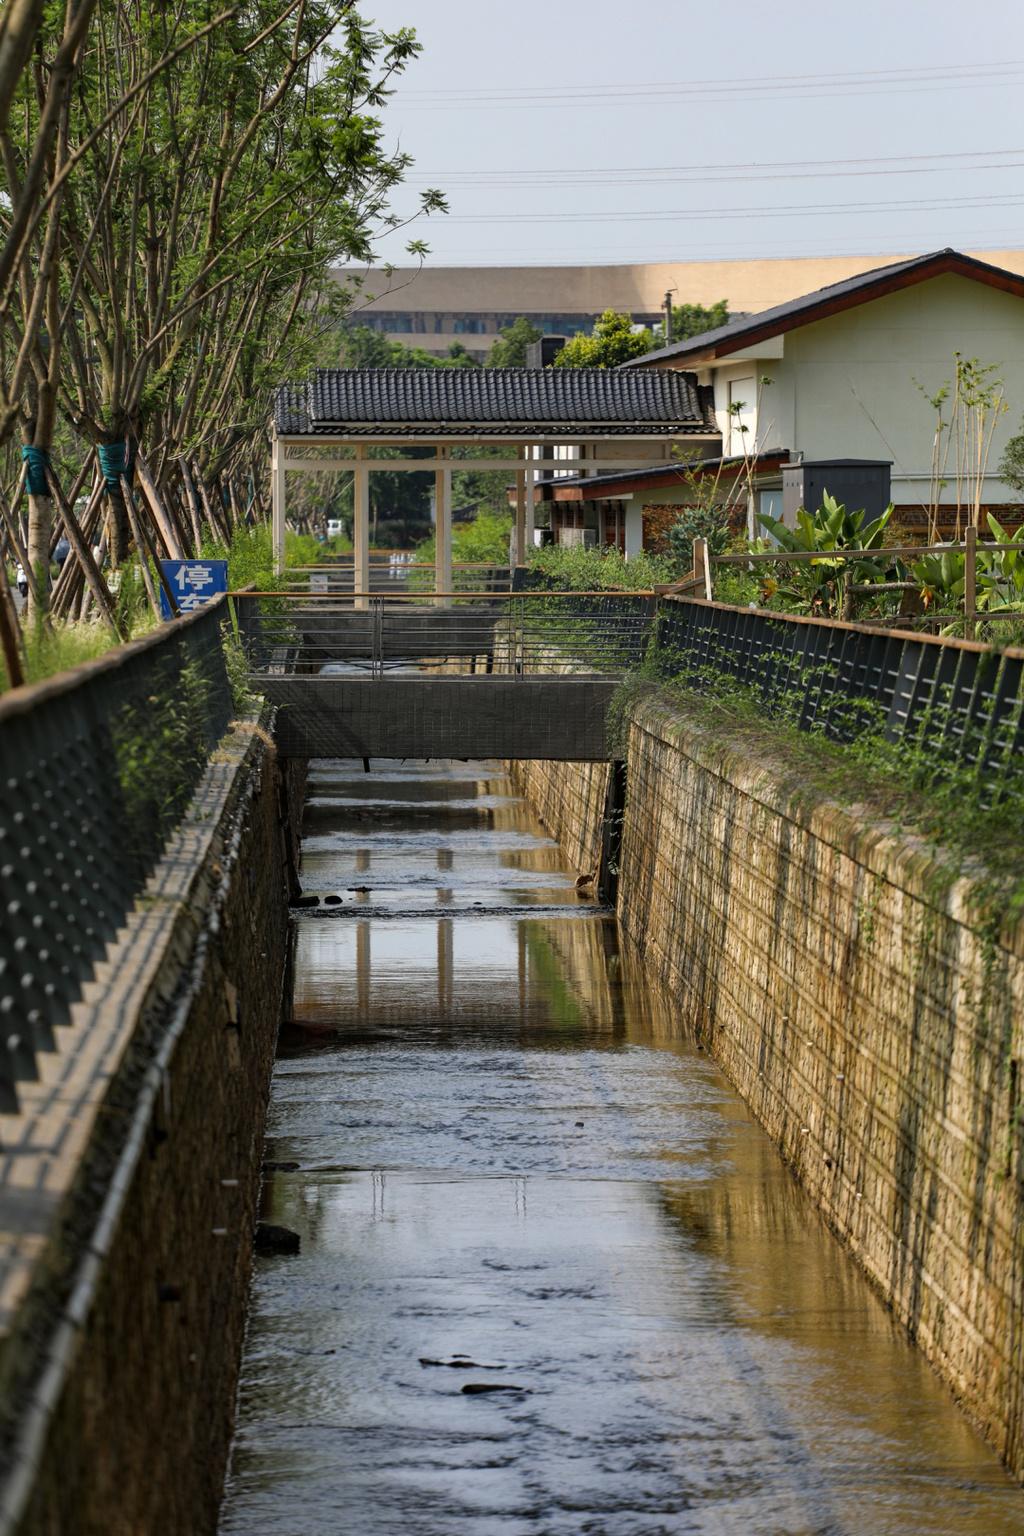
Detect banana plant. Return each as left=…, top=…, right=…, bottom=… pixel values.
left=979, top=514, right=1024, bottom=608
left=756, top=494, right=895, bottom=616
left=910, top=547, right=965, bottom=611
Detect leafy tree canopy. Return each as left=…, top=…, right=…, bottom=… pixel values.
left=668, top=300, right=730, bottom=341
left=338, top=326, right=477, bottom=369
left=488, top=317, right=542, bottom=367
left=553, top=310, right=653, bottom=369
left=999, top=421, right=1024, bottom=498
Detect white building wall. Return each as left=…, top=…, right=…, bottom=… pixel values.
left=760, top=274, right=1024, bottom=507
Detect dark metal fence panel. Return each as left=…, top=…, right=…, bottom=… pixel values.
left=0, top=599, right=234, bottom=1106
left=232, top=592, right=657, bottom=680
left=655, top=598, right=1024, bottom=797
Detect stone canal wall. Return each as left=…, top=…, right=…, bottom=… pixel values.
left=0, top=719, right=304, bottom=1536
left=507, top=759, right=610, bottom=878
left=513, top=699, right=1024, bottom=1481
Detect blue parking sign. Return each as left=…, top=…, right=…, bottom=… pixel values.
left=159, top=559, right=228, bottom=619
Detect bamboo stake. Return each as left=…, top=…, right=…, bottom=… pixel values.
left=45, top=468, right=123, bottom=638
left=195, top=462, right=232, bottom=545
left=51, top=490, right=101, bottom=617
left=120, top=476, right=162, bottom=620
left=124, top=478, right=182, bottom=618
left=964, top=524, right=977, bottom=640
left=46, top=455, right=91, bottom=557
left=0, top=553, right=25, bottom=687
left=0, top=463, right=45, bottom=613
left=178, top=456, right=204, bottom=551
left=134, top=450, right=186, bottom=559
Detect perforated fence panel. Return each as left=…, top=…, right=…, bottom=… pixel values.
left=0, top=600, right=233, bottom=1110
left=655, top=599, right=1024, bottom=796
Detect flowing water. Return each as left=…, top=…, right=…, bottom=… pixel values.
left=219, top=761, right=1024, bottom=1536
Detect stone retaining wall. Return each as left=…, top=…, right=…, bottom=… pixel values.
left=507, top=759, right=610, bottom=877
left=512, top=700, right=1024, bottom=1480
left=0, top=720, right=304, bottom=1536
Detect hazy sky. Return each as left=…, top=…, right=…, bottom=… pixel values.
left=362, top=0, right=1024, bottom=270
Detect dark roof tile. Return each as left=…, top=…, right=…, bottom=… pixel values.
left=627, top=248, right=1024, bottom=366
left=274, top=367, right=717, bottom=436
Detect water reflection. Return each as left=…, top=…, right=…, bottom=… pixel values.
left=219, top=762, right=1023, bottom=1536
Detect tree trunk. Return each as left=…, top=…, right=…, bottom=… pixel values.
left=26, top=491, right=53, bottom=621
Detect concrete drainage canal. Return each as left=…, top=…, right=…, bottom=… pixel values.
left=218, top=758, right=1022, bottom=1535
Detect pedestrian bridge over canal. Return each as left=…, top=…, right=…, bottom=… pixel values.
left=238, top=590, right=655, bottom=760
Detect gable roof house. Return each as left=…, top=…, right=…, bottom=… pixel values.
left=576, top=249, right=1024, bottom=548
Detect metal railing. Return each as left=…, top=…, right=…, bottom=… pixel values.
left=678, top=532, right=1024, bottom=639
left=233, top=590, right=657, bottom=679
left=0, top=598, right=234, bottom=1110
left=656, top=596, right=1024, bottom=791
left=283, top=561, right=511, bottom=595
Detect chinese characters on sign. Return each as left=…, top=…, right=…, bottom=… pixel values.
left=159, top=560, right=229, bottom=620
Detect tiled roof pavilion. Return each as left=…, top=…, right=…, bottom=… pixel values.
left=271, top=368, right=720, bottom=590
left=275, top=367, right=716, bottom=437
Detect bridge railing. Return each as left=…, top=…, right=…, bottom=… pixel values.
left=232, top=590, right=657, bottom=679
left=0, top=598, right=234, bottom=1109
left=283, top=561, right=511, bottom=595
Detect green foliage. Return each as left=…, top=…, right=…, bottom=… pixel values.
left=412, top=511, right=513, bottom=589
left=756, top=493, right=894, bottom=616
left=910, top=515, right=1024, bottom=620
left=998, top=426, right=1024, bottom=499
left=110, top=655, right=216, bottom=862
left=667, top=505, right=732, bottom=562
left=553, top=310, right=653, bottom=369
left=630, top=669, right=1024, bottom=899
left=338, top=325, right=478, bottom=370
left=666, top=300, right=730, bottom=342
left=910, top=548, right=965, bottom=612
left=983, top=514, right=1024, bottom=606
left=526, top=544, right=676, bottom=591
left=488, top=317, right=543, bottom=367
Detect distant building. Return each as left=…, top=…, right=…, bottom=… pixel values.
left=537, top=248, right=1024, bottom=554
left=336, top=250, right=1024, bottom=363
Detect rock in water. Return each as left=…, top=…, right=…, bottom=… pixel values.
left=461, top=1382, right=529, bottom=1395
left=255, top=1222, right=300, bottom=1256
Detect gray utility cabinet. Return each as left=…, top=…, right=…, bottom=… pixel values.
left=781, top=459, right=891, bottom=526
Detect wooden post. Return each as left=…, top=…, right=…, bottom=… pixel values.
left=524, top=446, right=536, bottom=552
left=434, top=451, right=452, bottom=607
left=271, top=437, right=286, bottom=575
left=514, top=461, right=527, bottom=570
left=964, top=524, right=977, bottom=640
left=693, top=536, right=713, bottom=600
left=353, top=445, right=369, bottom=611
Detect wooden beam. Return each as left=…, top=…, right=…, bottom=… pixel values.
left=277, top=433, right=715, bottom=449
left=281, top=456, right=684, bottom=474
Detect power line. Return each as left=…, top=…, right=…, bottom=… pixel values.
left=362, top=231, right=1024, bottom=267
left=392, top=62, right=1024, bottom=111
left=406, top=161, right=1024, bottom=191
left=398, top=58, right=1024, bottom=100
left=404, top=147, right=1024, bottom=190
left=435, top=192, right=1024, bottom=226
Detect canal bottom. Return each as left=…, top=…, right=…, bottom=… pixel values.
left=218, top=760, right=1023, bottom=1536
